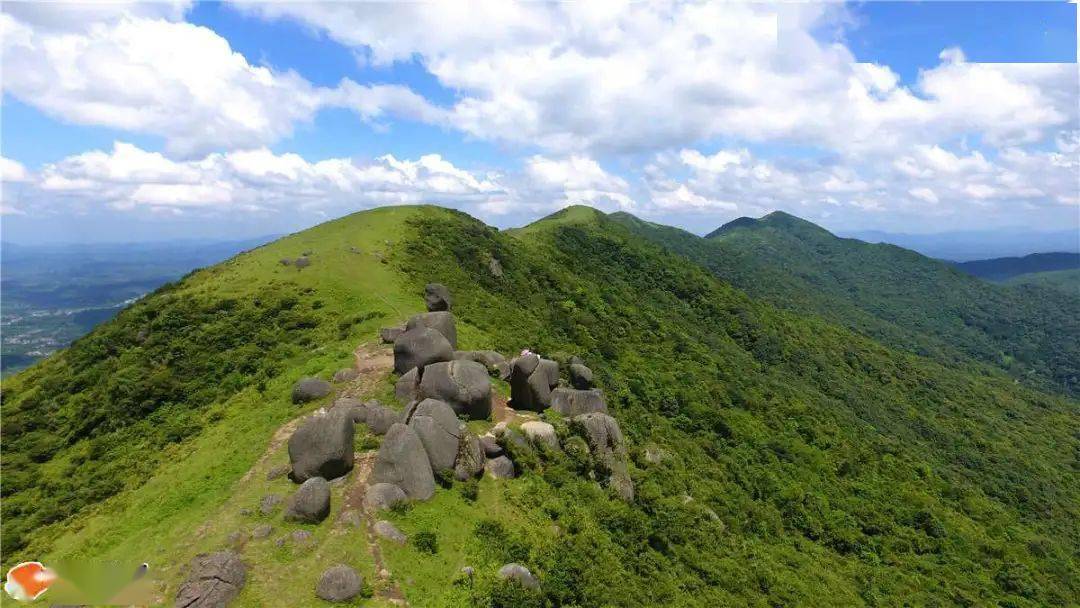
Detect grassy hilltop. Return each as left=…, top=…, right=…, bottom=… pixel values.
left=2, top=205, right=1078, bottom=606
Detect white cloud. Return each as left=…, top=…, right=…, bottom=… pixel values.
left=0, top=7, right=443, bottom=157
left=1, top=157, right=31, bottom=183
left=235, top=2, right=1077, bottom=156
left=908, top=187, right=939, bottom=204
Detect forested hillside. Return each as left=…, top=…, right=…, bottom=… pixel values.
left=2, top=205, right=1077, bottom=606
left=953, top=252, right=1079, bottom=282
left=613, top=211, right=1080, bottom=398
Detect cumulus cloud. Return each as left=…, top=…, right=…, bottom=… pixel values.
left=235, top=2, right=1077, bottom=155
left=11, top=142, right=507, bottom=216
left=0, top=6, right=443, bottom=157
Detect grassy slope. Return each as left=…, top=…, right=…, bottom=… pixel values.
left=612, top=211, right=1080, bottom=397
left=3, top=205, right=1078, bottom=607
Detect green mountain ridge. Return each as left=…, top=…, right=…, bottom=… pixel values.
left=3, top=205, right=1078, bottom=606
left=613, top=210, right=1080, bottom=398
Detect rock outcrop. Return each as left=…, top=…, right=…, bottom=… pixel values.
left=288, top=410, right=354, bottom=482
left=363, top=402, right=401, bottom=435
left=364, top=483, right=407, bottom=511
left=380, top=326, right=404, bottom=344
left=568, top=363, right=594, bottom=389
left=374, top=520, right=407, bottom=544
left=549, top=387, right=607, bottom=417
left=291, top=377, right=332, bottom=404
left=520, top=420, right=558, bottom=450
left=330, top=398, right=367, bottom=424
left=405, top=311, right=458, bottom=349
left=370, top=423, right=435, bottom=500
left=453, top=350, right=510, bottom=379
left=418, top=360, right=492, bottom=419
left=571, top=413, right=634, bottom=501
left=424, top=283, right=452, bottom=312
left=284, top=477, right=331, bottom=523
left=497, top=563, right=539, bottom=590
left=395, top=367, right=420, bottom=405
left=509, top=354, right=559, bottom=411
left=393, top=327, right=453, bottom=375
left=407, top=398, right=462, bottom=472
left=485, top=455, right=515, bottom=479
left=315, top=565, right=362, bottom=603
left=175, top=551, right=246, bottom=608
left=454, top=431, right=485, bottom=481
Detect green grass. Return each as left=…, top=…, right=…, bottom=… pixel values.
left=4, top=204, right=1078, bottom=607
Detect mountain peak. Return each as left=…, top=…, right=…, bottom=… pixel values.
left=706, top=210, right=832, bottom=239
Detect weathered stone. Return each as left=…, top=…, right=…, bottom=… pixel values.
left=497, top=563, right=539, bottom=590
left=251, top=524, right=273, bottom=539
left=571, top=413, right=634, bottom=502
left=568, top=363, right=594, bottom=389
left=405, top=311, right=458, bottom=349
left=332, top=368, right=358, bottom=383
left=488, top=256, right=503, bottom=277
left=408, top=398, right=462, bottom=472
left=373, top=520, right=407, bottom=544
left=454, top=431, right=485, bottom=481
left=294, top=257, right=311, bottom=269
left=364, top=483, right=407, bottom=511
left=509, top=355, right=558, bottom=412
left=520, top=421, right=559, bottom=450
left=380, top=326, right=405, bottom=344
left=423, top=283, right=452, bottom=312
left=316, top=565, right=362, bottom=603
left=288, top=410, right=355, bottom=482
left=364, top=402, right=401, bottom=435
left=395, top=367, right=420, bottom=405
left=371, top=423, right=435, bottom=500
left=174, top=551, right=246, bottom=608
left=485, top=456, right=515, bottom=479
left=258, top=494, right=282, bottom=515
left=454, top=350, right=510, bottom=379
left=549, top=387, right=607, bottom=417
left=418, top=360, right=492, bottom=419
left=284, top=477, right=331, bottom=523
left=479, top=434, right=503, bottom=458
left=331, top=397, right=367, bottom=424
left=292, top=377, right=332, bottom=404
left=393, top=327, right=453, bottom=375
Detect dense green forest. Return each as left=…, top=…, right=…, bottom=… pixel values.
left=612, top=211, right=1080, bottom=398
left=2, top=205, right=1077, bottom=606
left=953, top=252, right=1079, bottom=282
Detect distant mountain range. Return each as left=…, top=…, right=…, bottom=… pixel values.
left=951, top=252, right=1080, bottom=282
left=839, top=228, right=1079, bottom=261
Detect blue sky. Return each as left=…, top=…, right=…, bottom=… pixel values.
left=1, top=1, right=1076, bottom=243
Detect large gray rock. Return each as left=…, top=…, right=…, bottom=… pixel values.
left=292, top=377, right=332, bottom=404
left=479, top=434, right=503, bottom=458
left=454, top=431, right=485, bottom=481
left=568, top=363, right=594, bottom=389
left=550, top=387, right=607, bottom=417
left=364, top=483, right=407, bottom=511
left=497, top=563, right=539, bottom=590
left=364, top=402, right=401, bottom=435
left=331, top=398, right=367, bottom=424
left=405, top=311, right=458, bottom=349
left=485, top=456, right=515, bottom=479
left=393, top=327, right=453, bottom=375
left=418, top=360, right=492, bottom=420
left=509, top=354, right=558, bottom=412
left=395, top=367, right=420, bottom=405
left=332, top=368, right=358, bottom=383
left=454, top=350, right=510, bottom=379
left=380, top=326, right=404, bottom=344
left=408, top=398, right=462, bottom=472
left=520, top=421, right=558, bottom=450
left=571, top=413, right=633, bottom=502
left=175, top=551, right=246, bottom=608
left=288, top=411, right=355, bottom=482
left=315, top=565, right=362, bottom=603
left=371, top=423, right=435, bottom=500
left=284, top=477, right=331, bottom=523
left=424, top=283, right=452, bottom=312
left=374, top=520, right=407, bottom=544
